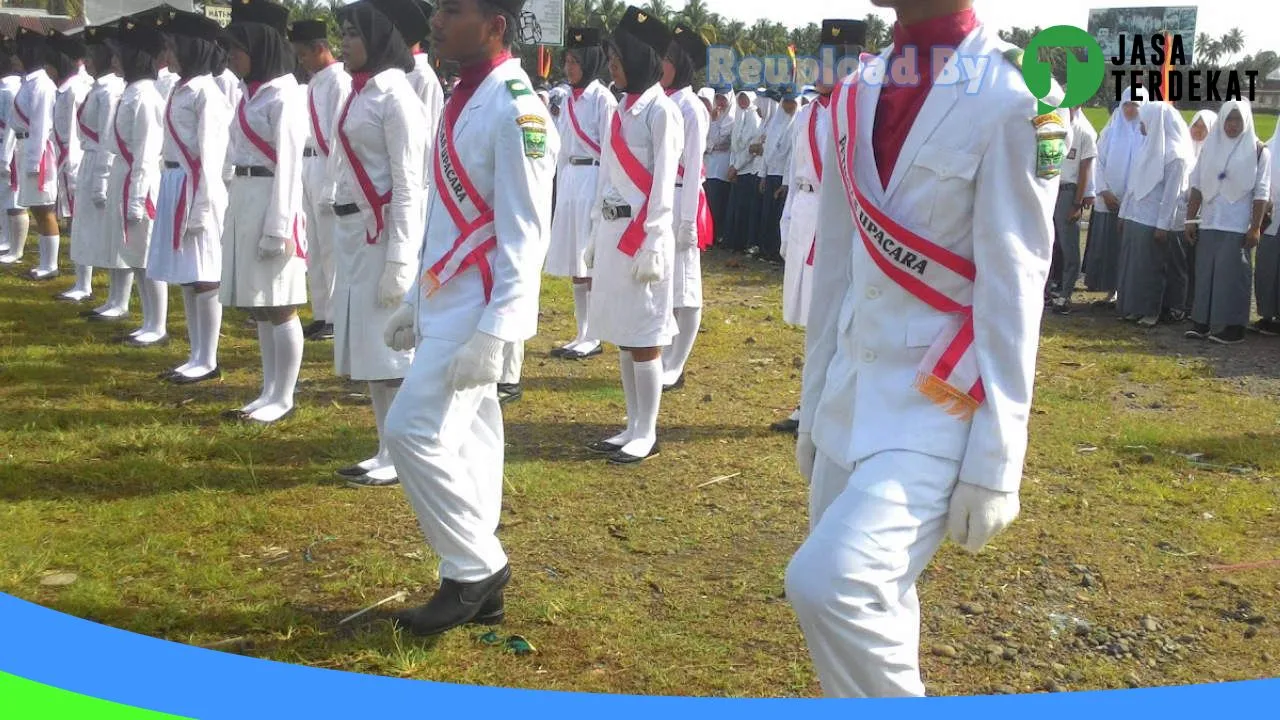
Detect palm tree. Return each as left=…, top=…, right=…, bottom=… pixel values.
left=679, top=0, right=712, bottom=29
left=1218, top=27, right=1245, bottom=63
left=643, top=0, right=673, bottom=24
left=863, top=13, right=889, bottom=53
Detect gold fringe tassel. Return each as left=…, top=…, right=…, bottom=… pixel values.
left=915, top=373, right=979, bottom=421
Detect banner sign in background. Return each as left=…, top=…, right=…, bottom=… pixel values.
left=1086, top=5, right=1198, bottom=64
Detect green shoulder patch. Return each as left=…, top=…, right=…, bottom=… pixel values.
left=1003, top=47, right=1024, bottom=70
left=1032, top=112, right=1068, bottom=180
left=506, top=79, right=533, bottom=99
left=518, top=114, right=547, bottom=159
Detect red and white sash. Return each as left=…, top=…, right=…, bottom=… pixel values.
left=676, top=163, right=713, bottom=251
left=425, top=111, right=496, bottom=302
left=805, top=98, right=828, bottom=267
left=13, top=98, right=52, bottom=192
left=829, top=67, right=985, bottom=420
left=113, top=101, right=156, bottom=239
left=54, top=117, right=71, bottom=214
left=236, top=89, right=307, bottom=259
left=608, top=106, right=652, bottom=257
left=0, top=114, right=11, bottom=192
left=336, top=85, right=390, bottom=245
left=308, top=88, right=330, bottom=157
left=565, top=90, right=601, bottom=158
left=165, top=83, right=203, bottom=250
left=76, top=97, right=98, bottom=144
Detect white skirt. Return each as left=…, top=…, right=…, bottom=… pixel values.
left=332, top=212, right=414, bottom=381
left=588, top=218, right=676, bottom=348
left=219, top=175, right=308, bottom=308
left=146, top=168, right=222, bottom=285
left=670, top=191, right=703, bottom=309
left=17, top=138, right=56, bottom=208
left=782, top=187, right=820, bottom=327
left=69, top=151, right=105, bottom=266
left=1, top=177, right=23, bottom=212
left=544, top=162, right=598, bottom=278
left=105, top=160, right=154, bottom=270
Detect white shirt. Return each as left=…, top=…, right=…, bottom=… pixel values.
left=1058, top=108, right=1097, bottom=186
left=304, top=62, right=352, bottom=206
left=594, top=83, right=682, bottom=234
left=669, top=86, right=707, bottom=223
left=704, top=108, right=733, bottom=181
left=164, top=75, right=232, bottom=234
left=157, top=67, right=178, bottom=101
left=558, top=80, right=614, bottom=164
left=215, top=70, right=242, bottom=114
left=109, top=80, right=165, bottom=221
left=408, top=52, right=445, bottom=144
left=0, top=74, right=24, bottom=179
left=729, top=101, right=762, bottom=176
left=230, top=74, right=307, bottom=241
left=52, top=66, right=93, bottom=179
left=77, top=73, right=124, bottom=204
left=784, top=97, right=829, bottom=190
left=331, top=68, right=427, bottom=266
left=1191, top=142, right=1272, bottom=234
left=13, top=69, right=57, bottom=176
left=1119, top=158, right=1188, bottom=230
left=762, top=107, right=797, bottom=177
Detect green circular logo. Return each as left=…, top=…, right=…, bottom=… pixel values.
left=1022, top=25, right=1106, bottom=114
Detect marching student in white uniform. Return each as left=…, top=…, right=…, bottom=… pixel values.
left=1047, top=105, right=1097, bottom=315
left=1253, top=124, right=1280, bottom=335
left=1181, top=108, right=1216, bottom=320
left=381, top=0, right=556, bottom=636
left=105, top=18, right=168, bottom=347
left=582, top=6, right=681, bottom=465
left=785, top=1, right=1063, bottom=697
left=771, top=19, right=862, bottom=435
left=212, top=46, right=242, bottom=110
left=1184, top=100, right=1271, bottom=345
left=1082, top=86, right=1144, bottom=305
left=47, top=32, right=93, bottom=295
left=219, top=0, right=309, bottom=424
left=328, top=0, right=428, bottom=489
left=408, top=0, right=445, bottom=141
left=545, top=26, right=613, bottom=361
left=0, top=38, right=27, bottom=262
left=703, top=89, right=734, bottom=243
left=9, top=28, right=60, bottom=279
left=290, top=19, right=351, bottom=342
left=658, top=23, right=709, bottom=391
left=1116, top=101, right=1194, bottom=327
left=725, top=89, right=760, bottom=253
left=756, top=88, right=797, bottom=264
left=148, top=11, right=232, bottom=383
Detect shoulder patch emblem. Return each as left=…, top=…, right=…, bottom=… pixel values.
left=506, top=79, right=533, bottom=99
left=515, top=113, right=545, bottom=128
left=1032, top=112, right=1068, bottom=180
left=517, top=114, right=547, bottom=159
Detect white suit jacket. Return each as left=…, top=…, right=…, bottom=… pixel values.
left=0, top=75, right=22, bottom=181
left=412, top=59, right=559, bottom=344
left=109, top=80, right=165, bottom=221
left=669, top=86, right=708, bottom=223
left=53, top=68, right=93, bottom=179
left=79, top=73, right=125, bottom=205
left=557, top=80, right=614, bottom=166
left=304, top=61, right=351, bottom=206
left=229, top=74, right=307, bottom=242
left=164, top=75, right=232, bottom=235
left=14, top=69, right=57, bottom=177
left=802, top=24, right=1061, bottom=494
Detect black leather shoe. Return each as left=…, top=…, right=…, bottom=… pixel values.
left=586, top=439, right=624, bottom=454
left=335, top=464, right=369, bottom=478
left=125, top=335, right=169, bottom=348
left=563, top=344, right=603, bottom=360
left=311, top=323, right=335, bottom=341
left=84, top=311, right=127, bottom=322
left=345, top=475, right=399, bottom=489
left=54, top=292, right=91, bottom=304
left=548, top=346, right=570, bottom=358
left=770, top=418, right=800, bottom=434
left=607, top=443, right=661, bottom=465
left=662, top=373, right=685, bottom=393
left=393, top=565, right=510, bottom=637
left=169, top=367, right=222, bottom=385
left=497, top=383, right=523, bottom=405
left=221, top=408, right=250, bottom=421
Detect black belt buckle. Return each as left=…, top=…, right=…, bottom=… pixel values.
left=164, top=161, right=181, bottom=169
left=234, top=166, right=275, bottom=178
left=333, top=203, right=360, bottom=217
left=304, top=148, right=319, bottom=158
left=569, top=157, right=598, bottom=166
left=602, top=204, right=632, bottom=221
left=797, top=182, right=816, bottom=193
left=15, top=132, right=28, bottom=139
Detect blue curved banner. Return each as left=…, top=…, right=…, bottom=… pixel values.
left=0, top=593, right=1274, bottom=717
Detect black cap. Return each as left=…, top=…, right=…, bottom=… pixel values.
left=287, top=19, right=329, bottom=44
left=15, top=26, right=48, bottom=47
left=128, top=4, right=177, bottom=28
left=565, top=27, right=601, bottom=50
left=230, top=0, right=291, bottom=35
left=118, top=16, right=167, bottom=55
left=671, top=24, right=708, bottom=71
left=84, top=25, right=118, bottom=46
left=364, top=0, right=429, bottom=46
left=415, top=0, right=435, bottom=23
left=167, top=10, right=224, bottom=43
left=47, top=31, right=87, bottom=59
left=820, top=19, right=867, bottom=48
left=486, top=0, right=526, bottom=13
left=614, top=5, right=672, bottom=56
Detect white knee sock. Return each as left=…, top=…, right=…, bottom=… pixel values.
left=570, top=283, right=597, bottom=351
left=73, top=264, right=93, bottom=295
left=1, top=213, right=29, bottom=260
left=95, top=268, right=132, bottom=316
left=241, top=321, right=277, bottom=415
left=36, top=234, right=60, bottom=274
left=788, top=406, right=801, bottom=422
left=130, top=269, right=151, bottom=338
left=663, top=307, right=702, bottom=384
left=192, top=288, right=222, bottom=374
left=134, top=273, right=168, bottom=342
left=605, top=352, right=637, bottom=446
left=174, top=286, right=198, bottom=375
left=248, top=317, right=302, bottom=423
left=622, top=357, right=662, bottom=457
left=360, top=381, right=401, bottom=480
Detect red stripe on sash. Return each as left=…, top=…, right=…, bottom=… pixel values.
left=426, top=114, right=496, bottom=303
left=565, top=94, right=600, bottom=157
left=17, top=98, right=53, bottom=190
left=308, top=89, right=330, bottom=157
left=237, top=96, right=277, bottom=164
left=114, top=102, right=156, bottom=240
left=76, top=99, right=98, bottom=144
left=676, top=164, right=714, bottom=251
left=165, top=84, right=203, bottom=250
left=609, top=109, right=652, bottom=257
left=336, top=90, right=391, bottom=244
left=808, top=101, right=823, bottom=183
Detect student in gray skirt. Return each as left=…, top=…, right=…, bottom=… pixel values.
left=1249, top=124, right=1280, bottom=335
left=1184, top=100, right=1271, bottom=345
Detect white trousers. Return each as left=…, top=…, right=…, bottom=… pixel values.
left=500, top=340, right=524, bottom=385
left=785, top=449, right=959, bottom=698
left=302, top=157, right=336, bottom=323
left=385, top=336, right=508, bottom=583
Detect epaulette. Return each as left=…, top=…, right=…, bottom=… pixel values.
left=506, top=79, right=533, bottom=99
left=1003, top=47, right=1024, bottom=70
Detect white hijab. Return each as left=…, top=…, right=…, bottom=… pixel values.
left=1196, top=101, right=1258, bottom=203
left=712, top=90, right=736, bottom=129
left=1188, top=109, right=1218, bottom=157
left=756, top=93, right=777, bottom=123
left=1097, top=86, right=1146, bottom=195
left=1130, top=101, right=1194, bottom=201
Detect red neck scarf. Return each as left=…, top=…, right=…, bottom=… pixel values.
left=444, top=51, right=512, bottom=129
left=872, top=7, right=979, bottom=188
left=351, top=71, right=373, bottom=94
left=572, top=87, right=585, bottom=100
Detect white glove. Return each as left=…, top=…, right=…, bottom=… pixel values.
left=377, top=261, right=415, bottom=309
left=382, top=303, right=416, bottom=352
left=631, top=248, right=663, bottom=284
left=447, top=331, right=506, bottom=391
left=257, top=235, right=289, bottom=260
left=584, top=238, right=596, bottom=270
left=780, top=215, right=792, bottom=254
left=676, top=220, right=698, bottom=250
left=796, top=432, right=817, bottom=482
left=946, top=483, right=1021, bottom=554
left=319, top=202, right=335, bottom=216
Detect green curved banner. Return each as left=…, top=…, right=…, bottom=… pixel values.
left=0, top=672, right=190, bottom=719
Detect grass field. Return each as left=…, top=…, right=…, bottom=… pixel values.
left=1, top=245, right=1277, bottom=697
left=1082, top=106, right=1279, bottom=138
